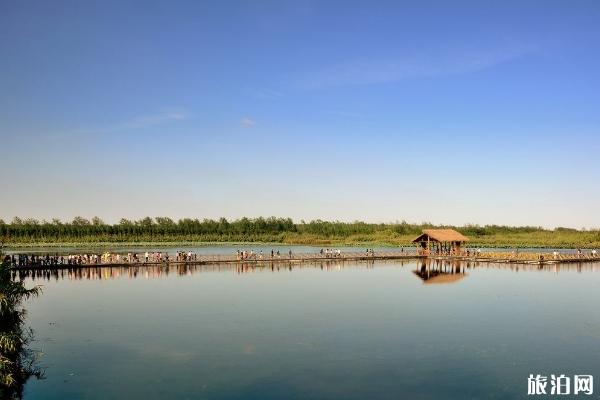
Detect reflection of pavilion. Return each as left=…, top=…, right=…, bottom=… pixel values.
left=413, top=258, right=468, bottom=284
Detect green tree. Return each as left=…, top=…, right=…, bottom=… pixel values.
left=155, top=217, right=174, bottom=226
left=139, top=217, right=153, bottom=227
left=91, top=217, right=104, bottom=226
left=72, top=216, right=90, bottom=226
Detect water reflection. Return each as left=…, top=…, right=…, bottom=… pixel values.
left=20, top=257, right=600, bottom=400
left=13, top=258, right=600, bottom=283
left=414, top=258, right=468, bottom=284
left=14, top=259, right=394, bottom=282
left=413, top=258, right=600, bottom=284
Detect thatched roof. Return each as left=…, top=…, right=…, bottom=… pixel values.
left=412, top=229, right=469, bottom=243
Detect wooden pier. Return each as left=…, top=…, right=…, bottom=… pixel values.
left=8, top=250, right=600, bottom=271
left=449, top=252, right=600, bottom=265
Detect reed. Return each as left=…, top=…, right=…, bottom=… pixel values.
left=0, top=251, right=43, bottom=399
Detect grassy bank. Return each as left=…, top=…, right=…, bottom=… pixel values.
left=3, top=230, right=600, bottom=249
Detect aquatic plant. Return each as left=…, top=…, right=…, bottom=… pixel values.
left=0, top=252, right=42, bottom=399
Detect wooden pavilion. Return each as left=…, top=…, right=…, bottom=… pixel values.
left=412, top=229, right=469, bottom=256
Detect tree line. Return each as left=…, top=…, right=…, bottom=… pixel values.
left=0, top=216, right=586, bottom=244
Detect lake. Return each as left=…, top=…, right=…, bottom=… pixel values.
left=20, top=256, right=600, bottom=399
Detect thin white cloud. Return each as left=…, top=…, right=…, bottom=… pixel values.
left=298, top=45, right=536, bottom=88
left=240, top=117, right=256, bottom=128
left=73, top=110, right=190, bottom=135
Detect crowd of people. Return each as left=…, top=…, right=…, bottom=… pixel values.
left=2, top=250, right=207, bottom=268
left=174, top=251, right=197, bottom=262
left=236, top=249, right=294, bottom=260
left=6, top=247, right=596, bottom=269
left=2, top=247, right=402, bottom=268
left=234, top=248, right=375, bottom=260
left=2, top=253, right=121, bottom=267
left=6, top=253, right=67, bottom=267
left=320, top=248, right=342, bottom=257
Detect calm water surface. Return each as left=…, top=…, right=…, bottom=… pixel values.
left=21, top=258, right=600, bottom=399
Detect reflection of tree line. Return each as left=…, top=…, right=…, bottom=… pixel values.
left=0, top=256, right=43, bottom=399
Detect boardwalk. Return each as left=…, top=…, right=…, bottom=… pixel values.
left=429, top=253, right=600, bottom=265
left=7, top=249, right=600, bottom=270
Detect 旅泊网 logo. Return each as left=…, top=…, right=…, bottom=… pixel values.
left=528, top=374, right=593, bottom=396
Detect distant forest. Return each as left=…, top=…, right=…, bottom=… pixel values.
left=1, top=217, right=599, bottom=248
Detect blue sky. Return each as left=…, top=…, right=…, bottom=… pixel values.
left=1, top=1, right=599, bottom=228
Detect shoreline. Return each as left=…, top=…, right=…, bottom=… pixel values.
left=2, top=240, right=598, bottom=250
